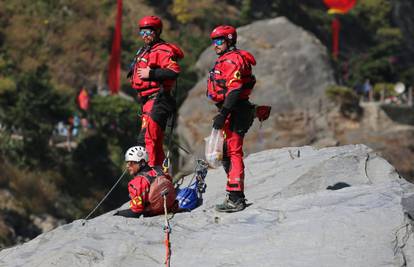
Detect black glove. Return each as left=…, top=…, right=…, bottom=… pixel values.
left=212, top=107, right=230, bottom=130
left=213, top=113, right=226, bottom=129
left=113, top=209, right=141, bottom=218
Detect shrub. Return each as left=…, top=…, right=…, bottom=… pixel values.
left=326, top=85, right=363, bottom=120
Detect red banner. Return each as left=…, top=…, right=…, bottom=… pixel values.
left=323, top=0, right=356, bottom=14
left=331, top=17, right=340, bottom=59
left=108, top=0, right=122, bottom=94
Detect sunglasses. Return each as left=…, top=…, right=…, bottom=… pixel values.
left=213, top=39, right=226, bottom=46
left=139, top=29, right=154, bottom=37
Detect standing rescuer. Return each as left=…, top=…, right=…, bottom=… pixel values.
left=207, top=25, right=257, bottom=212
left=128, top=15, right=184, bottom=168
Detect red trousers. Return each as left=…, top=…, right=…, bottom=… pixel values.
left=223, top=121, right=245, bottom=192
left=138, top=99, right=165, bottom=167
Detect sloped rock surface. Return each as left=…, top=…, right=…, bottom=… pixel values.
left=0, top=145, right=413, bottom=267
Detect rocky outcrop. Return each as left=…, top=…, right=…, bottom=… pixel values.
left=0, top=145, right=413, bottom=267
left=327, top=102, right=414, bottom=181
left=177, top=17, right=335, bottom=169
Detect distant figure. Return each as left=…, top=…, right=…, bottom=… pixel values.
left=76, top=87, right=90, bottom=112
left=57, top=121, right=68, bottom=136
left=206, top=25, right=257, bottom=213
left=114, top=146, right=177, bottom=218
left=128, top=15, right=184, bottom=168
left=76, top=88, right=90, bottom=131
left=363, top=79, right=372, bottom=101
left=72, top=115, right=80, bottom=136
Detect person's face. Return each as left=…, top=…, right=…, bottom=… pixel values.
left=139, top=28, right=156, bottom=45
left=126, top=161, right=140, bottom=175
left=212, top=38, right=228, bottom=55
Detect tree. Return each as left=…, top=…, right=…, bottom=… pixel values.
left=0, top=65, right=69, bottom=167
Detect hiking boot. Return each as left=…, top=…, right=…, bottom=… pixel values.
left=215, top=194, right=246, bottom=213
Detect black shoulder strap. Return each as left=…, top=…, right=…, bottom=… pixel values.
left=142, top=173, right=156, bottom=184
left=152, top=166, right=166, bottom=177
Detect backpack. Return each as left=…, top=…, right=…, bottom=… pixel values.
left=143, top=169, right=177, bottom=216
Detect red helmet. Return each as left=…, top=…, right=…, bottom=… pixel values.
left=210, top=25, right=237, bottom=44
left=138, top=16, right=163, bottom=31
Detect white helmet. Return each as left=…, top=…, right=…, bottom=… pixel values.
left=125, top=146, right=148, bottom=163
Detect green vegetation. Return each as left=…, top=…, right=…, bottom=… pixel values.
left=0, top=65, right=69, bottom=167
left=325, top=85, right=362, bottom=120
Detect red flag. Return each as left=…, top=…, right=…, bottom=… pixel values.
left=323, top=0, right=356, bottom=14
left=108, top=0, right=122, bottom=94
left=331, top=17, right=340, bottom=59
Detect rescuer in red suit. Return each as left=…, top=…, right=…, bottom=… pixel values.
left=207, top=25, right=257, bottom=212
left=128, top=15, right=184, bottom=168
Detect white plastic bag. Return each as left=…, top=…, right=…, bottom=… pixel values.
left=205, top=129, right=224, bottom=168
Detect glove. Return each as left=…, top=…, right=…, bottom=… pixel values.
left=212, top=107, right=230, bottom=129
left=213, top=113, right=226, bottom=129
left=113, top=209, right=141, bottom=218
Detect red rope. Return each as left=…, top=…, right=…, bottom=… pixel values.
left=163, top=194, right=171, bottom=267
left=164, top=230, right=171, bottom=267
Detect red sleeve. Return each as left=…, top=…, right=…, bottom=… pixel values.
left=157, top=50, right=181, bottom=73
left=128, top=176, right=151, bottom=213
left=220, top=59, right=243, bottom=96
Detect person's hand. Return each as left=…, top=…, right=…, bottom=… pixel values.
left=212, top=113, right=226, bottom=129
left=137, top=66, right=151, bottom=79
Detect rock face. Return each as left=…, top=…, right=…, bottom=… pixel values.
left=177, top=17, right=335, bottom=168
left=1, top=145, right=413, bottom=267
left=327, top=102, right=414, bottom=181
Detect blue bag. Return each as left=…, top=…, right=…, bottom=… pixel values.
left=176, top=181, right=201, bottom=211
left=176, top=159, right=208, bottom=211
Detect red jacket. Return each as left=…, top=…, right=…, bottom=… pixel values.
left=207, top=49, right=256, bottom=103
left=128, top=170, right=153, bottom=213
left=128, top=168, right=176, bottom=215
left=130, top=42, right=184, bottom=97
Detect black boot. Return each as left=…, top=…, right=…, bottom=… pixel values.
left=215, top=191, right=246, bottom=213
